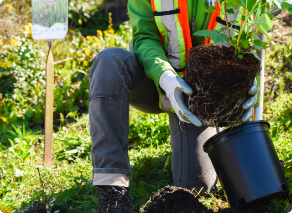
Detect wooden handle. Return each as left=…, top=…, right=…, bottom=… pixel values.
left=44, top=40, right=54, bottom=168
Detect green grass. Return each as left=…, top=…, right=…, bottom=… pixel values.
left=1, top=94, right=292, bottom=212
left=0, top=111, right=172, bottom=212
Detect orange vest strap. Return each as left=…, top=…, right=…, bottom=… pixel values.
left=204, top=3, right=220, bottom=43
left=177, top=0, right=192, bottom=64
left=151, top=0, right=155, bottom=11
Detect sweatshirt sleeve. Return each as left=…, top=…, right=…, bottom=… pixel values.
left=128, top=0, right=175, bottom=94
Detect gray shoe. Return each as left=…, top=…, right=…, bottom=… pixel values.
left=95, top=186, right=133, bottom=213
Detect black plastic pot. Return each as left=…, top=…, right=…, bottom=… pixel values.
left=203, top=120, right=289, bottom=208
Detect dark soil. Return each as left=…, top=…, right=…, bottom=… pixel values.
left=22, top=201, right=71, bottom=213
left=184, top=43, right=260, bottom=127
left=140, top=186, right=213, bottom=213
left=51, top=205, right=72, bottom=213
left=141, top=186, right=289, bottom=213
left=22, top=201, right=47, bottom=213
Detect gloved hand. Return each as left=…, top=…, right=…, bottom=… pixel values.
left=159, top=70, right=202, bottom=127
left=241, top=79, right=259, bottom=122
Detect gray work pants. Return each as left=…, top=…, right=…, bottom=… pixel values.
left=89, top=47, right=218, bottom=192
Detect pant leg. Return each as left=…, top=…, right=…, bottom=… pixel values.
left=168, top=112, right=219, bottom=193
left=89, top=47, right=161, bottom=187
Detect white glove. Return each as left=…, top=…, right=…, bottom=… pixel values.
left=159, top=70, right=202, bottom=127
left=241, top=79, right=259, bottom=122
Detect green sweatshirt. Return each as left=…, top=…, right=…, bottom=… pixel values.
left=128, top=0, right=213, bottom=94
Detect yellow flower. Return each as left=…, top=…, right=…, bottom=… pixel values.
left=96, top=30, right=103, bottom=37
left=0, top=60, right=12, bottom=69
left=24, top=25, right=31, bottom=33
left=94, top=43, right=99, bottom=47
left=94, top=38, right=99, bottom=42
left=1, top=117, right=7, bottom=123
left=6, top=4, right=13, bottom=12
left=0, top=41, right=4, bottom=46
left=76, top=52, right=83, bottom=57
left=28, top=22, right=32, bottom=27
left=1, top=206, right=13, bottom=213
left=85, top=48, right=91, bottom=56
left=86, top=36, right=93, bottom=40
left=10, top=38, right=21, bottom=46
left=108, top=29, right=115, bottom=34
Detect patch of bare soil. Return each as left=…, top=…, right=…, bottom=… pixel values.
left=140, top=186, right=213, bottom=213
left=141, top=186, right=288, bottom=213
left=184, top=43, right=260, bottom=127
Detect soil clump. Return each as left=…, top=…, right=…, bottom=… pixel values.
left=141, top=186, right=289, bottom=213
left=184, top=43, right=260, bottom=127
left=140, top=185, right=213, bottom=213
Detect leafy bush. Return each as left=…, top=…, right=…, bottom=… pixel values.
left=0, top=0, right=108, bottom=40
left=68, top=0, right=109, bottom=35
left=0, top=21, right=132, bottom=143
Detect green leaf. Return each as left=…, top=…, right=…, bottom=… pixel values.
left=226, top=0, right=242, bottom=9
left=241, top=31, right=248, bottom=40
left=254, top=13, right=273, bottom=32
left=256, top=0, right=262, bottom=18
left=226, top=8, right=235, bottom=14
left=193, top=30, right=231, bottom=43
left=240, top=0, right=257, bottom=11
left=250, top=49, right=261, bottom=61
left=64, top=149, right=79, bottom=154
left=238, top=54, right=244, bottom=59
left=254, top=39, right=268, bottom=51
left=258, top=25, right=270, bottom=39
left=218, top=26, right=228, bottom=32
left=282, top=2, right=292, bottom=15
left=205, top=5, right=216, bottom=13
left=204, top=8, right=216, bottom=13
left=267, top=14, right=281, bottom=20
left=289, top=5, right=292, bottom=15
left=254, top=35, right=261, bottom=40
left=241, top=39, right=250, bottom=48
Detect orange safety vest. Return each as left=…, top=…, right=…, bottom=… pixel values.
left=150, top=0, right=241, bottom=76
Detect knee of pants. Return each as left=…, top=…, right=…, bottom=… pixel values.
left=89, top=47, right=135, bottom=80
left=89, top=47, right=135, bottom=102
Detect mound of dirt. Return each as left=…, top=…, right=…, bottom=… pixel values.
left=140, top=186, right=213, bottom=213
left=184, top=43, right=260, bottom=127
left=141, top=186, right=287, bottom=213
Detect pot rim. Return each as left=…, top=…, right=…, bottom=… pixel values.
left=203, top=120, right=270, bottom=152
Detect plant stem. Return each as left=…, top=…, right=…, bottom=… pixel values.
left=224, top=0, right=231, bottom=37
left=236, top=0, right=261, bottom=53
left=251, top=28, right=260, bottom=40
